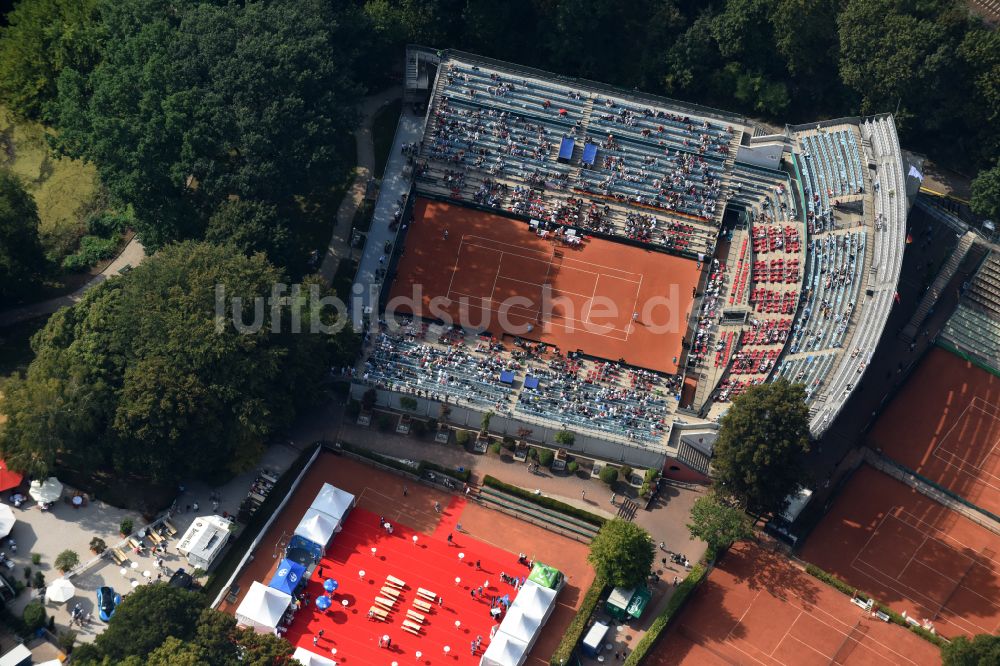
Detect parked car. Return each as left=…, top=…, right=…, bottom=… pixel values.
left=97, top=586, right=120, bottom=621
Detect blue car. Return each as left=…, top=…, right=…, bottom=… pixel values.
left=97, top=586, right=120, bottom=621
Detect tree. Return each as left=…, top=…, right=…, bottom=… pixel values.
left=0, top=0, right=103, bottom=120
left=971, top=161, right=1000, bottom=222
left=54, top=549, right=79, bottom=573
left=587, top=519, right=655, bottom=588
left=205, top=199, right=294, bottom=270
left=599, top=465, right=619, bottom=486
left=22, top=601, right=47, bottom=632
left=942, top=633, right=1000, bottom=666
left=712, top=379, right=810, bottom=516
left=0, top=169, right=46, bottom=307
left=0, top=242, right=352, bottom=486
left=687, top=493, right=754, bottom=552
left=51, top=0, right=365, bottom=255
left=89, top=584, right=203, bottom=661
left=554, top=430, right=575, bottom=447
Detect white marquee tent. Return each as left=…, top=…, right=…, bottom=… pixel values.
left=28, top=477, right=63, bottom=504
left=479, top=633, right=529, bottom=666
left=496, top=607, right=539, bottom=645
left=292, top=647, right=339, bottom=666
left=235, top=581, right=292, bottom=634
left=294, top=508, right=339, bottom=547
left=309, top=484, right=355, bottom=523
left=508, top=580, right=557, bottom=623
left=0, top=504, right=14, bottom=540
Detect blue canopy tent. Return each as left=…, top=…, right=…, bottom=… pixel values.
left=582, top=143, right=598, bottom=166
left=287, top=534, right=322, bottom=562
left=268, top=559, right=306, bottom=596
left=523, top=376, right=540, bottom=390
left=558, top=137, right=575, bottom=162
left=499, top=370, right=515, bottom=385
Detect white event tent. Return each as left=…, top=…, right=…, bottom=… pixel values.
left=235, top=581, right=292, bottom=634
left=481, top=580, right=559, bottom=666
left=480, top=633, right=529, bottom=666
left=292, top=646, right=339, bottom=666
left=293, top=507, right=339, bottom=547
left=309, top=483, right=355, bottom=523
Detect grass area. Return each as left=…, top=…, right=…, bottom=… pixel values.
left=0, top=105, right=102, bottom=263
left=0, top=317, right=48, bottom=389
left=372, top=98, right=402, bottom=179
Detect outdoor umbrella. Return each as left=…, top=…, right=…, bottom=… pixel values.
left=323, top=579, right=339, bottom=593
left=315, top=595, right=332, bottom=611
left=0, top=504, right=14, bottom=540
left=46, top=578, right=75, bottom=604
left=0, top=460, right=23, bottom=493
left=28, top=477, right=63, bottom=504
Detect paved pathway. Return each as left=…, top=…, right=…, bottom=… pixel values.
left=0, top=236, right=146, bottom=328
left=319, top=86, right=404, bottom=285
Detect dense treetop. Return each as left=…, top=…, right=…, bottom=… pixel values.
left=0, top=241, right=357, bottom=484
left=0, top=169, right=46, bottom=307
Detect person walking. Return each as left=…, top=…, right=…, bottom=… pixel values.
left=581, top=489, right=586, bottom=500
left=447, top=532, right=453, bottom=544
left=402, top=485, right=408, bottom=496
left=434, top=501, right=441, bottom=513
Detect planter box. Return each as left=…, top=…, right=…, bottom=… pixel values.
left=513, top=441, right=529, bottom=462
left=591, top=461, right=605, bottom=479
left=357, top=411, right=372, bottom=427
left=435, top=426, right=450, bottom=444
left=473, top=432, right=490, bottom=453
left=397, top=415, right=412, bottom=435
left=551, top=448, right=568, bottom=472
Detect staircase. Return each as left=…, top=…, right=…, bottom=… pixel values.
left=900, top=230, right=976, bottom=340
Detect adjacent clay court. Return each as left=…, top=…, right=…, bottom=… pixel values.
left=800, top=464, right=1000, bottom=639
left=218, top=452, right=593, bottom=665
left=388, top=198, right=699, bottom=374
left=652, top=541, right=940, bottom=665
left=869, top=347, right=1000, bottom=516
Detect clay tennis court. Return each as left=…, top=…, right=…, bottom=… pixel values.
left=869, top=347, right=1000, bottom=516
left=651, top=541, right=940, bottom=665
left=218, top=451, right=592, bottom=665
left=800, top=464, right=1000, bottom=639
left=388, top=198, right=699, bottom=374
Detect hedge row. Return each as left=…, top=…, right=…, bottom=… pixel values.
left=549, top=577, right=607, bottom=665
left=623, top=563, right=707, bottom=666
left=804, top=564, right=947, bottom=647
left=420, top=459, right=471, bottom=483
left=339, top=442, right=471, bottom=483
left=483, top=475, right=607, bottom=527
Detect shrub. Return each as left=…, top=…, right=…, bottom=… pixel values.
left=554, top=430, right=575, bottom=446
left=86, top=211, right=130, bottom=238
left=488, top=442, right=502, bottom=455
left=361, top=388, right=378, bottom=411
left=399, top=396, right=418, bottom=411
left=32, top=571, right=44, bottom=591
left=61, top=235, right=119, bottom=271
left=502, top=436, right=516, bottom=450
left=621, top=465, right=634, bottom=482
left=22, top=601, right=47, bottom=633
left=549, top=577, right=606, bottom=665
left=640, top=482, right=651, bottom=498
left=480, top=410, right=494, bottom=432
left=482, top=476, right=606, bottom=527
left=55, top=549, right=80, bottom=573
left=599, top=465, right=619, bottom=485
left=377, top=414, right=393, bottom=431
left=30, top=553, right=41, bottom=566
left=89, top=537, right=106, bottom=554
left=567, top=460, right=579, bottom=474
left=23, top=567, right=31, bottom=583
left=411, top=419, right=427, bottom=437
left=419, top=460, right=471, bottom=483
left=120, top=518, right=134, bottom=535
left=57, top=629, right=77, bottom=654
left=624, top=564, right=707, bottom=665
left=644, top=468, right=660, bottom=483
left=346, top=399, right=361, bottom=418
left=426, top=417, right=438, bottom=432
left=537, top=448, right=555, bottom=467
left=455, top=430, right=470, bottom=446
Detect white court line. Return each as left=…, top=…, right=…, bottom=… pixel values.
left=489, top=251, right=504, bottom=301
left=462, top=241, right=600, bottom=280
left=625, top=274, right=644, bottom=340
left=931, top=402, right=1000, bottom=486
left=444, top=237, right=465, bottom=300
left=495, top=274, right=595, bottom=300
left=461, top=235, right=644, bottom=281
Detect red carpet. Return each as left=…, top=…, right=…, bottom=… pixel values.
left=285, top=506, right=530, bottom=665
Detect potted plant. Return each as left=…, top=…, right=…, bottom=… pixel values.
left=119, top=518, right=134, bottom=536
left=89, top=538, right=107, bottom=555
left=55, top=550, right=80, bottom=574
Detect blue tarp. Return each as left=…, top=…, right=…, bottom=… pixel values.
left=269, top=559, right=306, bottom=595
left=582, top=143, right=598, bottom=165
left=287, top=534, right=322, bottom=562
left=558, top=137, right=575, bottom=161
left=523, top=376, right=539, bottom=390
left=499, top=370, right=515, bottom=384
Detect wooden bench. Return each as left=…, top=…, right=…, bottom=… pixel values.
left=147, top=531, right=163, bottom=545
left=386, top=574, right=406, bottom=588
left=401, top=624, right=421, bottom=636
left=369, top=606, right=389, bottom=621
left=126, top=537, right=141, bottom=551
left=402, top=619, right=423, bottom=633
left=416, top=587, right=436, bottom=601
left=413, top=599, right=432, bottom=613
left=110, top=548, right=128, bottom=565
left=163, top=520, right=178, bottom=536
left=380, top=586, right=400, bottom=599
left=406, top=609, right=425, bottom=623
left=374, top=596, right=396, bottom=610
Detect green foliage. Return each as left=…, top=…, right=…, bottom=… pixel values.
left=599, top=465, right=619, bottom=486
left=537, top=448, right=555, bottom=468
left=0, top=0, right=103, bottom=120
left=587, top=519, right=655, bottom=588
left=205, top=199, right=294, bottom=269
left=54, top=549, right=79, bottom=573
left=548, top=578, right=606, bottom=665
left=623, top=564, right=707, bottom=666
left=30, top=553, right=41, bottom=566
left=488, top=442, right=501, bottom=454
left=86, top=211, right=129, bottom=238
left=554, top=429, right=575, bottom=447
left=22, top=600, right=47, bottom=633
left=56, top=628, right=77, bottom=654
left=89, top=537, right=106, bottom=554
left=399, top=396, right=418, bottom=411
left=455, top=430, right=471, bottom=446
left=32, top=571, right=44, bottom=590
left=410, top=419, right=427, bottom=437
left=942, top=633, right=1000, bottom=665
left=60, top=234, right=118, bottom=271
left=90, top=585, right=203, bottom=661
left=482, top=475, right=606, bottom=527
left=418, top=460, right=471, bottom=483
left=51, top=0, right=365, bottom=256
left=971, top=161, right=1000, bottom=222
left=0, top=242, right=346, bottom=484
left=361, top=388, right=378, bottom=411
left=0, top=169, right=46, bottom=306
left=620, top=464, right=634, bottom=482
left=119, top=519, right=133, bottom=536
left=713, top=378, right=810, bottom=516
left=567, top=460, right=579, bottom=474
left=687, top=493, right=754, bottom=552
left=480, top=410, right=494, bottom=432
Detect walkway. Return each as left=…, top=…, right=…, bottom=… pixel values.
left=0, top=236, right=146, bottom=328
left=319, top=86, right=404, bottom=284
